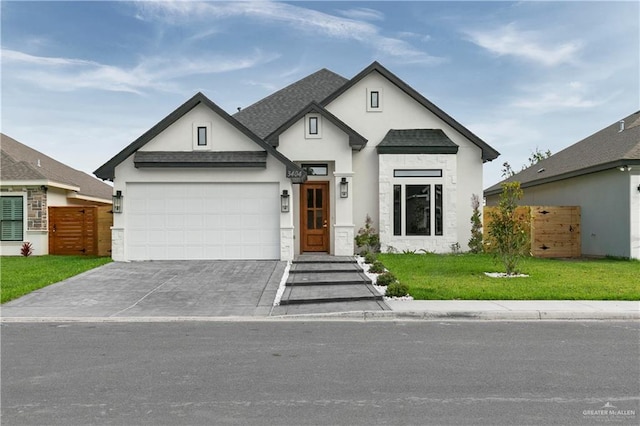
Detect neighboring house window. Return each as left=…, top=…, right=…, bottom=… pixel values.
left=305, top=114, right=321, bottom=138
left=197, top=126, right=207, bottom=146
left=392, top=171, right=444, bottom=237
left=193, top=122, right=212, bottom=150
left=367, top=88, right=383, bottom=112
left=0, top=196, right=24, bottom=241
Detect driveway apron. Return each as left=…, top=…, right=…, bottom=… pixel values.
left=1, top=260, right=285, bottom=318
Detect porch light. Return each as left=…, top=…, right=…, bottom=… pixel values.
left=340, top=177, right=349, bottom=198
left=280, top=190, right=290, bottom=213
left=112, top=190, right=123, bottom=213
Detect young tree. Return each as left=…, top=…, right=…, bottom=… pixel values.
left=501, top=147, right=552, bottom=178
left=486, top=182, right=530, bottom=274
left=468, top=194, right=483, bottom=254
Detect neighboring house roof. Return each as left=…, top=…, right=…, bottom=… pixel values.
left=134, top=151, right=267, bottom=168
left=485, top=110, right=640, bottom=196
left=94, top=92, right=307, bottom=183
left=265, top=101, right=368, bottom=150
left=377, top=129, right=459, bottom=155
left=320, top=61, right=500, bottom=163
left=234, top=69, right=348, bottom=139
left=1, top=133, right=112, bottom=202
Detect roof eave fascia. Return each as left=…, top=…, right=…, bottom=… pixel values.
left=484, top=159, right=640, bottom=196
left=377, top=146, right=459, bottom=155
left=94, top=93, right=205, bottom=181
left=94, top=92, right=307, bottom=183
left=265, top=101, right=367, bottom=151
left=0, top=180, right=81, bottom=192
left=321, top=61, right=500, bottom=162
left=67, top=192, right=112, bottom=205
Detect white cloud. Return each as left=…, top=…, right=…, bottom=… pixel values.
left=337, top=7, right=384, bottom=22
left=134, top=0, right=444, bottom=65
left=1, top=48, right=279, bottom=94
left=465, top=23, right=582, bottom=67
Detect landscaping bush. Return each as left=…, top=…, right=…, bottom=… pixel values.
left=364, top=252, right=377, bottom=264
left=20, top=242, right=33, bottom=257
left=376, top=271, right=397, bottom=286
left=468, top=194, right=483, bottom=254
left=355, top=214, right=380, bottom=254
left=386, top=281, right=409, bottom=297
left=368, top=260, right=385, bottom=274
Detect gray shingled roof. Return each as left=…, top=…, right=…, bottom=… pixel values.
left=377, top=129, right=459, bottom=154
left=485, top=111, right=640, bottom=195
left=134, top=151, right=267, bottom=168
left=1, top=133, right=113, bottom=201
left=233, top=69, right=348, bottom=139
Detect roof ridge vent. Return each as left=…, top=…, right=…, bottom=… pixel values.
left=618, top=120, right=625, bottom=132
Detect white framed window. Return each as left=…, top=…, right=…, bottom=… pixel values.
left=367, top=88, right=383, bottom=112
left=193, top=122, right=212, bottom=150
left=305, top=114, right=322, bottom=139
left=0, top=195, right=25, bottom=241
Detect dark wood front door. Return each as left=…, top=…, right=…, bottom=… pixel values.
left=301, top=182, right=329, bottom=252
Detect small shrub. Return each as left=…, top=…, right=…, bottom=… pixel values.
left=364, top=252, right=377, bottom=264
left=468, top=194, right=483, bottom=254
left=20, top=242, right=33, bottom=257
left=355, top=215, right=380, bottom=254
left=450, top=242, right=461, bottom=254
left=386, top=281, right=409, bottom=297
left=402, top=249, right=417, bottom=254
left=368, top=260, right=385, bottom=274
left=376, top=271, right=397, bottom=286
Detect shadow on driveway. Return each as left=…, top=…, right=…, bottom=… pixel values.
left=1, top=260, right=285, bottom=319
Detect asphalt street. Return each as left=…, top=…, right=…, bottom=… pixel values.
left=2, top=321, right=639, bottom=425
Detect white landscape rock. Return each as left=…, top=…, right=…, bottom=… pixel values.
left=484, top=272, right=529, bottom=278
left=356, top=256, right=414, bottom=301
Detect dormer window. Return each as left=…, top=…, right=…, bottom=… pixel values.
left=193, top=122, right=211, bottom=150
left=305, top=114, right=321, bottom=139
left=367, top=88, right=383, bottom=112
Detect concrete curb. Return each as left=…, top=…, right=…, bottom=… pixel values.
left=2, top=309, right=638, bottom=323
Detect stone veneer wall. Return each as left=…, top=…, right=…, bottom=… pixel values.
left=27, top=187, right=47, bottom=231
left=378, top=154, right=458, bottom=253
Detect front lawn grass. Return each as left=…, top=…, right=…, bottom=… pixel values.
left=1, top=256, right=112, bottom=303
left=378, top=253, right=640, bottom=300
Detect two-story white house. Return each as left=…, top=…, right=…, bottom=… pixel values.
left=95, top=62, right=499, bottom=261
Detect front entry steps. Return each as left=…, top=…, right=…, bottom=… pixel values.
left=278, top=255, right=386, bottom=306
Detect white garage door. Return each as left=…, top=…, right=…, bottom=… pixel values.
left=126, top=183, right=280, bottom=260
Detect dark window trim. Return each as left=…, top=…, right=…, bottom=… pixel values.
left=392, top=184, right=444, bottom=238
left=308, top=116, right=319, bottom=135
left=197, top=126, right=207, bottom=146
left=435, top=184, right=443, bottom=236
left=393, top=185, right=401, bottom=236
left=370, top=90, right=379, bottom=108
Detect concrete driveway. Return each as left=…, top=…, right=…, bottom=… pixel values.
left=1, top=260, right=285, bottom=319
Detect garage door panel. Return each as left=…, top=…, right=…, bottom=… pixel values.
left=126, top=183, right=279, bottom=260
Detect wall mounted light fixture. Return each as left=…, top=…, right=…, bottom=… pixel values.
left=112, top=190, right=123, bottom=213
left=340, top=177, right=349, bottom=198
left=280, top=189, right=290, bottom=213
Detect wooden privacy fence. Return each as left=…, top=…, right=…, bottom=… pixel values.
left=48, top=206, right=113, bottom=256
left=483, top=206, right=581, bottom=258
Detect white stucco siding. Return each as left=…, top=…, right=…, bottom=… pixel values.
left=325, top=71, right=484, bottom=249
left=139, top=103, right=262, bottom=152
left=488, top=169, right=634, bottom=258
left=277, top=117, right=355, bottom=256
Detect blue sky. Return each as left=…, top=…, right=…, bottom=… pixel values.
left=2, top=1, right=638, bottom=188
